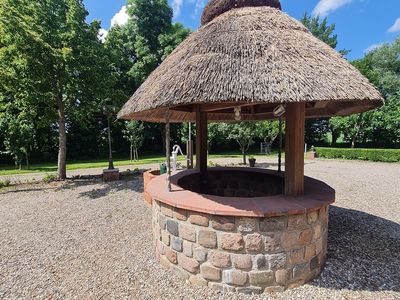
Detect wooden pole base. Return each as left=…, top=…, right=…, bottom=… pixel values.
left=195, top=106, right=208, bottom=174
left=285, top=103, right=305, bottom=197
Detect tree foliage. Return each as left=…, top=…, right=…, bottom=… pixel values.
left=256, top=121, right=281, bottom=154
left=123, top=121, right=144, bottom=161
left=0, top=2, right=398, bottom=170
left=0, top=0, right=107, bottom=178
left=301, top=13, right=350, bottom=56
left=0, top=0, right=191, bottom=169
left=0, top=113, right=35, bottom=169
left=224, top=122, right=258, bottom=164
left=331, top=38, right=400, bottom=148
left=301, top=13, right=350, bottom=147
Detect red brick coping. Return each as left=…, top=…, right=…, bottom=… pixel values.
left=148, top=168, right=335, bottom=217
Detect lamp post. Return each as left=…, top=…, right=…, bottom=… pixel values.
left=103, top=104, right=116, bottom=170
left=273, top=105, right=286, bottom=173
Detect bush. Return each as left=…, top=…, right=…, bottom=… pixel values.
left=0, top=179, right=11, bottom=189
left=315, top=148, right=400, bottom=163
left=43, top=174, right=57, bottom=183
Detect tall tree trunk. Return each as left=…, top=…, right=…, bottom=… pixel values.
left=130, top=143, right=133, bottom=162
left=242, top=149, right=246, bottom=165
left=25, top=153, right=29, bottom=170
left=351, top=136, right=356, bottom=149
left=107, top=117, right=114, bottom=169
left=57, top=96, right=67, bottom=180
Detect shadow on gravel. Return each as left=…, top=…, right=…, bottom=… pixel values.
left=311, top=205, right=400, bottom=292
left=73, top=177, right=144, bottom=200
left=255, top=161, right=316, bottom=169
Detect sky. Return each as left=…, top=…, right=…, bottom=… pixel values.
left=84, top=0, right=400, bottom=60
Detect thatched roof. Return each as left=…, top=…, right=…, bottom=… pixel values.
left=118, top=1, right=383, bottom=123
left=201, top=0, right=282, bottom=25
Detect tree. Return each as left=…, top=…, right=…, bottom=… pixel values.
left=301, top=13, right=350, bottom=56
left=301, top=13, right=350, bottom=146
left=126, top=0, right=173, bottom=85
left=124, top=0, right=191, bottom=153
left=339, top=38, right=400, bottom=148
left=123, top=121, right=144, bottom=161
left=225, top=122, right=257, bottom=164
left=104, top=25, right=137, bottom=100
left=159, top=23, right=191, bottom=60
left=256, top=121, right=280, bottom=154
left=330, top=115, right=366, bottom=148
left=0, top=114, right=35, bottom=169
left=208, top=123, right=226, bottom=153
left=100, top=25, right=138, bottom=169
left=328, top=38, right=400, bottom=149
left=0, top=0, right=107, bottom=180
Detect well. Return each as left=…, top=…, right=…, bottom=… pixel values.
left=149, top=168, right=333, bottom=293
left=118, top=0, right=383, bottom=294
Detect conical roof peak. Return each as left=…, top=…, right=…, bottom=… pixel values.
left=201, top=0, right=281, bottom=25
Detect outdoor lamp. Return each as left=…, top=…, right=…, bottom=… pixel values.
left=273, top=104, right=286, bottom=117
left=234, top=106, right=242, bottom=121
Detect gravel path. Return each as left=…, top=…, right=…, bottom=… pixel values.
left=0, top=159, right=399, bottom=299
left=0, top=164, right=159, bottom=185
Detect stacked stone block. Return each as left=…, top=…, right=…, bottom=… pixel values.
left=153, top=200, right=329, bottom=294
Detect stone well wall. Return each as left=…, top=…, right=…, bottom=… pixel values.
left=153, top=200, right=329, bottom=294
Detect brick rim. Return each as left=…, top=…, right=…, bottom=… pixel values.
left=148, top=168, right=335, bottom=217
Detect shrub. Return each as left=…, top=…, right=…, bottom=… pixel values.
left=316, top=148, right=400, bottom=163
left=0, top=179, right=11, bottom=189
left=43, top=174, right=57, bottom=183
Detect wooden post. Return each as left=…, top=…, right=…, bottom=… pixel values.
left=187, top=140, right=193, bottom=169
left=187, top=122, right=194, bottom=169
left=195, top=106, right=208, bottom=173
left=285, top=103, right=305, bottom=197
left=165, top=110, right=172, bottom=192
left=278, top=116, right=283, bottom=173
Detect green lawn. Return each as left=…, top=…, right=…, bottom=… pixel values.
left=0, top=152, right=276, bottom=176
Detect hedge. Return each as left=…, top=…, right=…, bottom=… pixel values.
left=315, top=148, right=400, bottom=163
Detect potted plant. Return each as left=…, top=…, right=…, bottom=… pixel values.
left=248, top=156, right=256, bottom=167
left=308, top=145, right=317, bottom=160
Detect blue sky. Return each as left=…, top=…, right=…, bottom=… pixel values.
left=84, top=0, right=400, bottom=60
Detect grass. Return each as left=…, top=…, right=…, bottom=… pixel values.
left=0, top=151, right=276, bottom=176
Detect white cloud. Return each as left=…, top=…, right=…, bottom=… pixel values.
left=111, top=6, right=129, bottom=27
left=98, top=28, right=108, bottom=43
left=173, top=0, right=205, bottom=18
left=194, top=0, right=204, bottom=16
left=388, top=18, right=400, bottom=33
left=364, top=43, right=383, bottom=53
left=312, top=0, right=353, bottom=17
left=172, top=0, right=184, bottom=17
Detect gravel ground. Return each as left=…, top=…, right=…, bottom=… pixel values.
left=0, top=159, right=399, bottom=299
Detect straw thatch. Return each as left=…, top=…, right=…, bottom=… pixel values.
left=201, top=0, right=281, bottom=25
left=118, top=2, right=383, bottom=123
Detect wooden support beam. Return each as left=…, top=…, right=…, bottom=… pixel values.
left=195, top=106, right=208, bottom=173
left=285, top=103, right=305, bottom=197
left=165, top=110, right=172, bottom=192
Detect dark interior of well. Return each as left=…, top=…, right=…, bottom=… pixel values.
left=177, top=169, right=284, bottom=198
